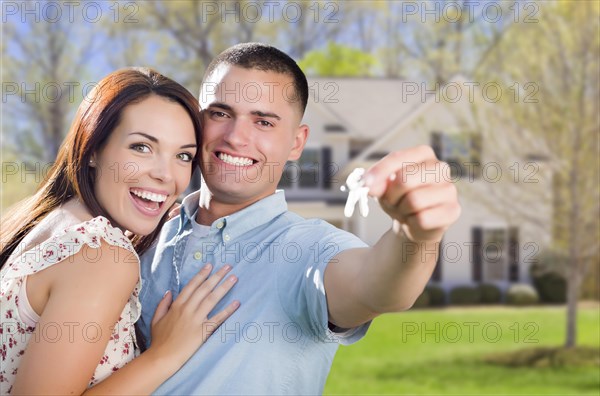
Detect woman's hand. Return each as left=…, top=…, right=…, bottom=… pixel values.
left=167, top=203, right=182, bottom=220
left=147, top=264, right=239, bottom=369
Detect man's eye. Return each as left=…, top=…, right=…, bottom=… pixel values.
left=258, top=120, right=273, bottom=127
left=130, top=143, right=151, bottom=153
left=210, top=111, right=228, bottom=118
left=178, top=152, right=194, bottom=162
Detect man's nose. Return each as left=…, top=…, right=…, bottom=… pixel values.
left=223, top=118, right=251, bottom=147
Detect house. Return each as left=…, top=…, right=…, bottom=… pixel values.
left=283, top=76, right=553, bottom=292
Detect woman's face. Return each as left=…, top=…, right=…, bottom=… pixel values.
left=91, top=94, right=197, bottom=235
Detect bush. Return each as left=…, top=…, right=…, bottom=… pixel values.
left=412, top=289, right=430, bottom=309
left=484, top=346, right=600, bottom=368
left=506, top=284, right=539, bottom=306
left=529, top=249, right=568, bottom=303
left=449, top=286, right=480, bottom=305
left=426, top=285, right=446, bottom=306
left=532, top=272, right=567, bottom=303
left=478, top=283, right=502, bottom=304
left=530, top=249, right=568, bottom=278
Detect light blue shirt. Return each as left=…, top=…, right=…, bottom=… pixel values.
left=138, top=190, right=369, bottom=395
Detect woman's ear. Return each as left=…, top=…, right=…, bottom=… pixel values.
left=88, top=154, right=97, bottom=167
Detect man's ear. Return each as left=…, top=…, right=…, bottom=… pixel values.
left=288, top=124, right=309, bottom=161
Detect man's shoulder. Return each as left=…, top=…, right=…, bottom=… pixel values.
left=274, top=211, right=364, bottom=244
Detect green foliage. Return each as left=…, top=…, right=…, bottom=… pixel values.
left=411, top=285, right=446, bottom=309
left=411, top=289, right=430, bottom=309
left=425, top=284, right=446, bottom=306
left=530, top=249, right=568, bottom=303
left=506, top=284, right=540, bottom=306
left=449, top=286, right=480, bottom=305
left=533, top=273, right=568, bottom=304
left=484, top=346, right=600, bottom=368
left=530, top=249, right=569, bottom=278
left=298, top=42, right=378, bottom=77
left=478, top=283, right=503, bottom=304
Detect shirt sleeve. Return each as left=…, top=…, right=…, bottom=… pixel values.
left=276, top=219, right=370, bottom=345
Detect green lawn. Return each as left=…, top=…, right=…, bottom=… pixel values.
left=325, top=305, right=600, bottom=395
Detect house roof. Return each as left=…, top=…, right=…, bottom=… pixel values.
left=305, top=77, right=427, bottom=140
left=303, top=76, right=476, bottom=176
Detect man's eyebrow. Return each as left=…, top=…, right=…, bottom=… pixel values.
left=208, top=102, right=281, bottom=120
left=208, top=102, right=233, bottom=112
left=129, top=132, right=196, bottom=149
left=251, top=110, right=281, bottom=120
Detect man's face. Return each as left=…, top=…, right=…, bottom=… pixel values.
left=199, top=64, right=308, bottom=207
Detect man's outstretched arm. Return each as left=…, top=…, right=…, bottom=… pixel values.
left=324, top=145, right=461, bottom=329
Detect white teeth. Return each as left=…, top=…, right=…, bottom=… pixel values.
left=219, top=153, right=253, bottom=166
left=131, top=189, right=167, bottom=203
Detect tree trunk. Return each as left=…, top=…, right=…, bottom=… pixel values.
left=565, top=256, right=579, bottom=348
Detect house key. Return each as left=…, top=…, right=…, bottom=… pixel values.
left=340, top=168, right=370, bottom=218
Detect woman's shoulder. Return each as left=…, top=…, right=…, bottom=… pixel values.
left=3, top=213, right=138, bottom=280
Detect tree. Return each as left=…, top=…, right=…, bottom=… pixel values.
left=386, top=0, right=516, bottom=83
left=3, top=9, right=98, bottom=164
left=473, top=0, right=599, bottom=347
left=298, top=42, right=377, bottom=76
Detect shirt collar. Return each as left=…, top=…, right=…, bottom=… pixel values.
left=177, top=190, right=201, bottom=233
left=177, top=190, right=288, bottom=241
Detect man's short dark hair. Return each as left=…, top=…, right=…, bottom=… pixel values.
left=203, top=43, right=309, bottom=116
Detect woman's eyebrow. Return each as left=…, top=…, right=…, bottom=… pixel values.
left=129, top=131, right=158, bottom=142
left=129, top=132, right=196, bottom=149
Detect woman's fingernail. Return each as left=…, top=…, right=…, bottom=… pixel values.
left=224, top=264, right=232, bottom=271
left=163, top=290, right=171, bottom=298
left=204, top=264, right=212, bottom=270
left=229, top=275, right=237, bottom=283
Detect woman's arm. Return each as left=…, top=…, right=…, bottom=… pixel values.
left=82, top=264, right=238, bottom=395
left=11, top=244, right=237, bottom=395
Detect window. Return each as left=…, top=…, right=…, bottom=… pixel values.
left=299, top=149, right=319, bottom=187
left=366, top=151, right=389, bottom=160
left=325, top=124, right=346, bottom=133
left=431, top=131, right=482, bottom=179
left=471, top=226, right=520, bottom=283
left=349, top=139, right=373, bottom=159
left=278, top=147, right=333, bottom=190
left=484, top=229, right=506, bottom=282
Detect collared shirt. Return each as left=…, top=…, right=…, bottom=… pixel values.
left=138, top=190, right=369, bottom=395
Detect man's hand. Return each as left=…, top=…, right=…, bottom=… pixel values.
left=364, top=145, right=461, bottom=243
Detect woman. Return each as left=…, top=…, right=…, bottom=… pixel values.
left=0, top=68, right=239, bottom=394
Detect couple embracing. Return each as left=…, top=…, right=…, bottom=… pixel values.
left=0, top=43, right=460, bottom=395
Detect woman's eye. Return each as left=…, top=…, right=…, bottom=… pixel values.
left=178, top=152, right=194, bottom=162
left=130, top=143, right=151, bottom=153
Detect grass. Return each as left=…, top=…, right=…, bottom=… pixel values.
left=324, top=304, right=600, bottom=395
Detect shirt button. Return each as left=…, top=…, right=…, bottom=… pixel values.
left=216, top=221, right=224, bottom=229
left=193, top=251, right=202, bottom=260
left=224, top=234, right=231, bottom=242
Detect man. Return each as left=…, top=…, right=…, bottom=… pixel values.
left=138, top=43, right=460, bottom=395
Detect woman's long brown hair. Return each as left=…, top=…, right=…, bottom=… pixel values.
left=0, top=68, right=202, bottom=267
